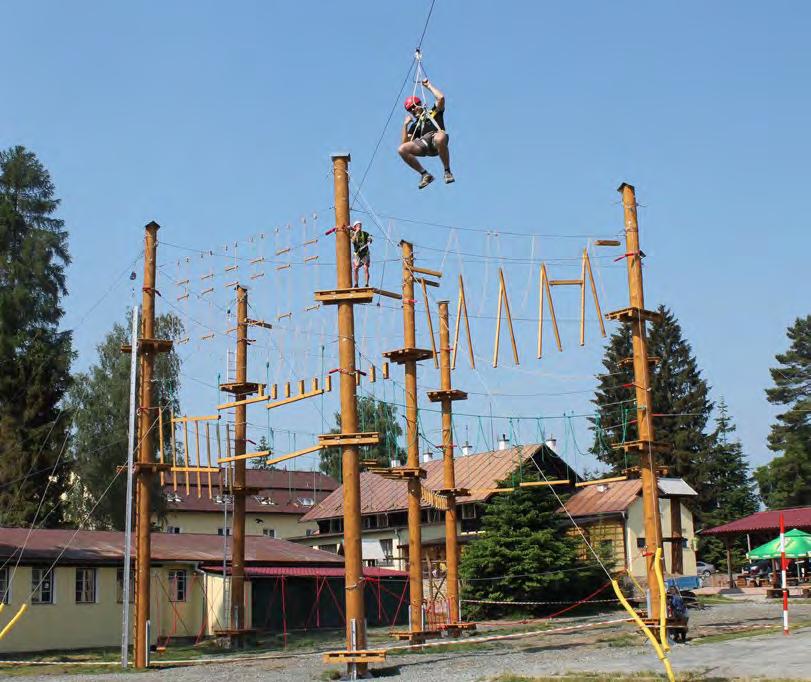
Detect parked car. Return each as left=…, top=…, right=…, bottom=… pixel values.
left=695, top=561, right=715, bottom=578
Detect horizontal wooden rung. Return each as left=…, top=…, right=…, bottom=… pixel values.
left=594, top=239, right=621, bottom=247
left=217, top=394, right=269, bottom=410
left=171, top=466, right=221, bottom=473
left=549, top=279, right=584, bottom=286
left=412, top=266, right=442, bottom=278
left=217, top=450, right=271, bottom=464
left=518, top=479, right=570, bottom=487
left=318, top=432, right=380, bottom=447
left=171, top=414, right=221, bottom=423
left=264, top=444, right=324, bottom=468
left=417, top=277, right=440, bottom=288
left=575, top=476, right=629, bottom=487
left=322, top=650, right=386, bottom=664
left=470, top=487, right=514, bottom=494
left=266, top=389, right=324, bottom=410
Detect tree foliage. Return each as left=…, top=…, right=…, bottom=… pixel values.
left=591, top=306, right=713, bottom=486
left=696, top=399, right=759, bottom=568
left=319, top=396, right=406, bottom=481
left=67, top=311, right=184, bottom=530
left=755, top=316, right=811, bottom=508
left=0, top=146, right=73, bottom=527
left=460, top=465, right=604, bottom=619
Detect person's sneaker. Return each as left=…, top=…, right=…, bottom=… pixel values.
left=418, top=173, right=434, bottom=189
left=444, top=170, right=455, bottom=184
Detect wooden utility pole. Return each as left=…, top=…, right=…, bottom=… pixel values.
left=231, top=285, right=248, bottom=637
left=132, top=222, right=172, bottom=668
left=606, top=184, right=667, bottom=618
left=427, top=301, right=468, bottom=629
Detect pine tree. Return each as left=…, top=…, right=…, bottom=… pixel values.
left=696, top=399, right=759, bottom=568
left=754, top=316, right=811, bottom=508
left=460, top=465, right=604, bottom=619
left=67, top=312, right=184, bottom=530
left=319, top=395, right=406, bottom=481
left=591, top=306, right=713, bottom=488
left=250, top=436, right=276, bottom=470
left=0, top=146, right=73, bottom=527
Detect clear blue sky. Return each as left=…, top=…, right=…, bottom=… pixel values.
left=2, top=1, right=808, bottom=477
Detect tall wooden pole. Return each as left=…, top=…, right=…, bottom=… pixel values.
left=618, top=183, right=664, bottom=618
left=332, top=154, right=367, bottom=675
left=133, top=221, right=163, bottom=668
left=401, top=241, right=425, bottom=637
left=437, top=301, right=460, bottom=624
left=230, top=285, right=248, bottom=637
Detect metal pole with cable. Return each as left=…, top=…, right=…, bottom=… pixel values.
left=120, top=303, right=139, bottom=668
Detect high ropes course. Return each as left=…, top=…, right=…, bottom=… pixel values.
left=0, top=3, right=680, bottom=681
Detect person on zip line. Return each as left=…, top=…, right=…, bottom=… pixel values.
left=351, top=220, right=373, bottom=288
left=398, top=79, right=454, bottom=189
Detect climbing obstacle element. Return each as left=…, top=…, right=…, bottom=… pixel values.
left=492, top=268, right=519, bottom=367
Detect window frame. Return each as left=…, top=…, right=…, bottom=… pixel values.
left=0, top=566, right=9, bottom=604
left=217, top=527, right=232, bottom=536
left=31, top=567, right=54, bottom=605
left=165, top=526, right=182, bottom=534
left=75, top=567, right=97, bottom=604
left=262, top=528, right=276, bottom=538
left=168, top=569, right=187, bottom=602
left=116, top=567, right=135, bottom=603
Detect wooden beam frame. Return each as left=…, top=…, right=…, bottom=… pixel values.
left=538, top=263, right=563, bottom=358
left=217, top=449, right=272, bottom=464
left=518, top=479, right=570, bottom=487
left=492, top=268, right=519, bottom=368
left=575, top=475, right=628, bottom=488
left=266, top=388, right=325, bottom=410
left=452, top=275, right=475, bottom=369
left=419, top=277, right=439, bottom=368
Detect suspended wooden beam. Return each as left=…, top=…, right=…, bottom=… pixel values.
left=594, top=239, right=621, bottom=247
left=369, top=365, right=376, bottom=383
left=304, top=255, right=319, bottom=263
left=575, top=475, right=628, bottom=488
left=171, top=466, right=221, bottom=473
left=217, top=449, right=272, bottom=464
left=264, top=444, right=324, bottom=468
left=412, top=265, right=442, bottom=278
left=266, top=388, right=325, bottom=410
left=492, top=268, right=519, bottom=368
left=538, top=263, right=563, bottom=358
left=470, top=487, right=515, bottom=494
left=580, top=254, right=587, bottom=347
left=217, top=393, right=268, bottom=411
left=419, top=277, right=439, bottom=368
left=452, top=274, right=475, bottom=369
left=382, top=362, right=389, bottom=379
left=583, top=249, right=607, bottom=338
left=518, top=479, right=570, bottom=487
left=171, top=415, right=220, bottom=424
left=246, top=318, right=273, bottom=330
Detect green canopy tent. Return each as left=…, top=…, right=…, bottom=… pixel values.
left=746, top=529, right=811, bottom=560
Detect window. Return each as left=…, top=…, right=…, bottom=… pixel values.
left=117, top=568, right=134, bottom=603
left=168, top=570, right=187, bottom=602
left=0, top=567, right=9, bottom=604
left=460, top=504, right=477, bottom=520
left=165, top=526, right=181, bottom=534
left=31, top=567, right=54, bottom=604
left=297, top=497, right=315, bottom=506
left=380, top=539, right=393, bottom=560
left=305, top=529, right=315, bottom=537
left=217, top=527, right=231, bottom=536
left=262, top=528, right=276, bottom=538
left=319, top=544, right=338, bottom=554
left=637, top=537, right=646, bottom=549
left=75, top=568, right=97, bottom=603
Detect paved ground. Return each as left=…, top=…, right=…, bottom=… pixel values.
left=12, top=599, right=811, bottom=681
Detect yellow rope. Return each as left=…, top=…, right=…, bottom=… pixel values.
left=610, top=580, right=674, bottom=682
left=0, top=603, right=28, bottom=641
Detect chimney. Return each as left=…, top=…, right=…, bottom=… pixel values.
left=545, top=436, right=557, bottom=451
left=497, top=434, right=509, bottom=451
left=421, top=451, right=433, bottom=463
left=461, top=441, right=472, bottom=456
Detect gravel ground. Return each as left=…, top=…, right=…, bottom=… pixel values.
left=13, top=599, right=811, bottom=681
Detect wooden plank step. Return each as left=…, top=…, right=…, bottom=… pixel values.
left=322, top=649, right=387, bottom=664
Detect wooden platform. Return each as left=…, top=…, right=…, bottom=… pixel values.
left=612, top=440, right=673, bottom=454
left=426, top=388, right=468, bottom=403
left=314, top=287, right=402, bottom=305
left=439, top=622, right=477, bottom=633
left=366, top=466, right=426, bottom=480
left=121, top=338, right=173, bottom=354
left=606, top=306, right=664, bottom=325
left=382, top=347, right=434, bottom=364
left=322, top=649, right=387, bottom=664
left=433, top=487, right=471, bottom=497
left=318, top=432, right=381, bottom=447
left=389, top=629, right=442, bottom=642
left=219, top=381, right=262, bottom=395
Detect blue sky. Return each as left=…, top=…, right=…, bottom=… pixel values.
left=2, top=1, right=808, bottom=477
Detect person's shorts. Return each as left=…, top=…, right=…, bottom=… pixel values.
left=354, top=252, right=370, bottom=266
left=414, top=131, right=447, bottom=157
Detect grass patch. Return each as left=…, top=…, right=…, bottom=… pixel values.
left=692, top=619, right=811, bottom=645
left=696, top=594, right=738, bottom=605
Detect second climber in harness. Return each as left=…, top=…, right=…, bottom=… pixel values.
left=351, top=220, right=373, bottom=288
left=398, top=79, right=454, bottom=189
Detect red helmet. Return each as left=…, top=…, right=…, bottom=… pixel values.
left=404, top=96, right=422, bottom=111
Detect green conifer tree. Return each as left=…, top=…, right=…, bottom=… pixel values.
left=591, top=306, right=713, bottom=487
left=459, top=465, right=604, bottom=619
left=755, top=315, right=811, bottom=508
left=67, top=312, right=184, bottom=529
left=0, top=146, right=73, bottom=526
left=696, top=399, right=759, bottom=568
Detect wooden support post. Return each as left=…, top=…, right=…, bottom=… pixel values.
left=583, top=249, right=607, bottom=337
left=492, top=268, right=519, bottom=368
left=725, top=537, right=734, bottom=589
left=158, top=407, right=165, bottom=486
left=401, top=241, right=425, bottom=640
left=205, top=422, right=213, bottom=499
left=329, top=153, right=369, bottom=675
left=579, top=252, right=587, bottom=346
left=183, top=421, right=190, bottom=495
left=194, top=421, right=202, bottom=498
left=230, top=285, right=249, bottom=642
left=538, top=263, right=562, bottom=357
left=617, top=183, right=664, bottom=619
left=420, top=277, right=439, bottom=368
left=133, top=221, right=172, bottom=669
left=437, top=301, right=462, bottom=626
left=170, top=409, right=177, bottom=491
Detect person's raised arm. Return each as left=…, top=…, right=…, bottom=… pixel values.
left=402, top=114, right=413, bottom=144
left=423, top=79, right=445, bottom=110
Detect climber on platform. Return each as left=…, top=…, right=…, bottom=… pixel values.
left=398, top=79, right=454, bottom=189
left=351, top=220, right=373, bottom=288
